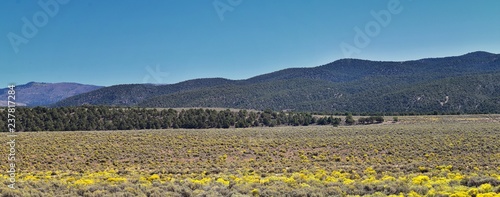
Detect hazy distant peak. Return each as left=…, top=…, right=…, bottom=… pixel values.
left=0, top=82, right=103, bottom=106
left=466, top=51, right=494, bottom=55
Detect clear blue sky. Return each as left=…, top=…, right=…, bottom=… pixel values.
left=1, top=0, right=499, bottom=86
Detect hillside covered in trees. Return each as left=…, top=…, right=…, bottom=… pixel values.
left=54, top=51, right=500, bottom=114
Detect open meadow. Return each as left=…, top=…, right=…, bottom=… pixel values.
left=0, top=115, right=499, bottom=196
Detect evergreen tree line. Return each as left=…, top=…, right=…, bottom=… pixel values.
left=0, top=107, right=350, bottom=132
left=314, top=111, right=469, bottom=116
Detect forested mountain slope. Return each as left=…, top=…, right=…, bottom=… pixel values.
left=55, top=51, right=500, bottom=113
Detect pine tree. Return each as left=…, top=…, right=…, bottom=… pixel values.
left=345, top=114, right=355, bottom=125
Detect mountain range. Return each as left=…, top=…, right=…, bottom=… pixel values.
left=9, top=51, right=500, bottom=113
left=0, top=82, right=102, bottom=107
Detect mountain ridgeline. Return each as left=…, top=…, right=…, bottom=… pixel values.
left=54, top=52, right=500, bottom=114
left=0, top=82, right=102, bottom=107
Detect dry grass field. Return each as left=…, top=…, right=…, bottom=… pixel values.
left=0, top=115, right=499, bottom=196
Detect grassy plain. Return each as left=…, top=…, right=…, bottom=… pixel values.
left=0, top=115, right=499, bottom=196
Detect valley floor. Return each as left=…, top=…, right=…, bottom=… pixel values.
left=0, top=115, right=499, bottom=196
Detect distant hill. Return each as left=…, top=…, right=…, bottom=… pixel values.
left=0, top=82, right=103, bottom=106
left=138, top=73, right=500, bottom=114
left=53, top=78, right=234, bottom=106
left=54, top=51, right=500, bottom=113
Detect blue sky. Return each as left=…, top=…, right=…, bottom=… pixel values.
left=1, top=0, right=499, bottom=86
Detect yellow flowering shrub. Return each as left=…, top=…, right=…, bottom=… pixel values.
left=107, top=177, right=127, bottom=183
left=412, top=175, right=430, bottom=185
left=216, top=178, right=230, bottom=186
left=479, top=183, right=493, bottom=193
left=74, top=179, right=95, bottom=186
left=148, top=174, right=160, bottom=181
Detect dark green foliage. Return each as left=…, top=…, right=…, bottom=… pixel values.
left=0, top=106, right=337, bottom=132
left=358, top=116, right=384, bottom=125
left=345, top=114, right=355, bottom=125
left=393, top=117, right=399, bottom=122
left=331, top=117, right=342, bottom=127
left=317, top=116, right=342, bottom=127
left=53, top=52, right=500, bottom=114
